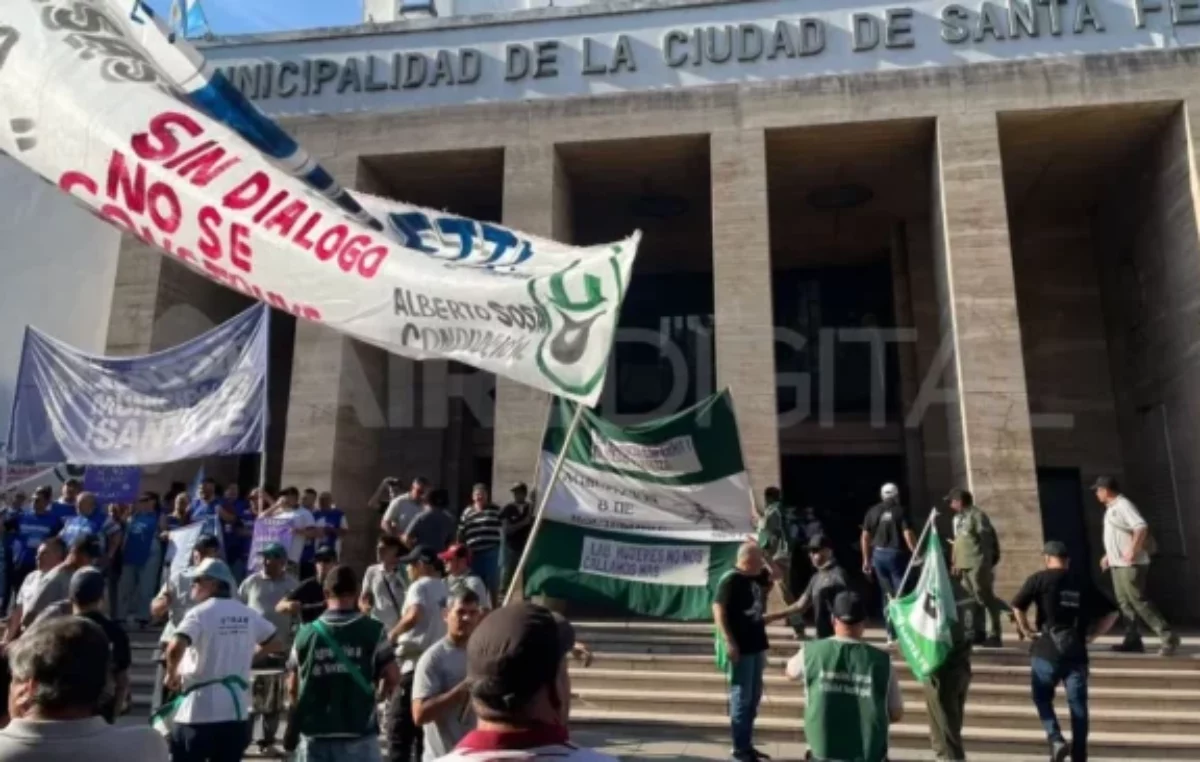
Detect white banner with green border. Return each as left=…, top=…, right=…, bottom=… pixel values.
left=524, top=391, right=754, bottom=620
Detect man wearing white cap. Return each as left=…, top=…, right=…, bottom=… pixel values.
left=159, top=558, right=284, bottom=761
left=860, top=483, right=916, bottom=645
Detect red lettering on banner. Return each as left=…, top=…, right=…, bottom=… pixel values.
left=292, top=211, right=322, bottom=251
left=230, top=223, right=252, bottom=272
left=164, top=139, right=215, bottom=171
left=263, top=200, right=306, bottom=237
left=197, top=206, right=223, bottom=260
left=147, top=183, right=182, bottom=234
left=175, top=145, right=241, bottom=188
left=131, top=112, right=204, bottom=162
left=223, top=171, right=270, bottom=210
left=315, top=224, right=348, bottom=261
left=337, top=234, right=370, bottom=274
left=59, top=171, right=97, bottom=196
left=106, top=151, right=146, bottom=214
left=100, top=204, right=135, bottom=232
left=252, top=190, right=288, bottom=224
left=359, top=246, right=387, bottom=278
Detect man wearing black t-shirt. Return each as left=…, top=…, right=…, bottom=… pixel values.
left=714, top=542, right=773, bottom=762
left=860, top=483, right=916, bottom=644
left=279, top=544, right=338, bottom=624
left=1011, top=541, right=1119, bottom=762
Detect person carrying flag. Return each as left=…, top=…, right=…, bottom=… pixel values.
left=784, top=591, right=902, bottom=762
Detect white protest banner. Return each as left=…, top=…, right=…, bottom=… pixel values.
left=247, top=517, right=294, bottom=572
left=167, top=521, right=207, bottom=578
left=579, top=536, right=710, bottom=587
left=0, top=2, right=638, bottom=407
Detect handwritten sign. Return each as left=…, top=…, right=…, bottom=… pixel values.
left=578, top=537, right=709, bottom=587
left=248, top=517, right=294, bottom=572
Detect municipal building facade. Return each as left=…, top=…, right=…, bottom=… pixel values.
left=105, top=0, right=1200, bottom=616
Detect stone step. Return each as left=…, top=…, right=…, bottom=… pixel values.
left=568, top=667, right=1200, bottom=711
left=569, top=709, right=1200, bottom=759
left=570, top=686, right=1200, bottom=735
left=570, top=631, right=1200, bottom=669
left=581, top=652, right=1200, bottom=690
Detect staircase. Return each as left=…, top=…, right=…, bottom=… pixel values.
left=128, top=622, right=1200, bottom=760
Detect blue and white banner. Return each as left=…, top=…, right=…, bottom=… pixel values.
left=5, top=305, right=268, bottom=465
left=0, top=1, right=638, bottom=407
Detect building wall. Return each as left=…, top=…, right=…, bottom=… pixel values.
left=0, top=157, right=120, bottom=446
left=1093, top=108, right=1200, bottom=619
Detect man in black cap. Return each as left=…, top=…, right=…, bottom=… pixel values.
left=1011, top=541, right=1119, bottom=762
left=387, top=545, right=449, bottom=762
left=500, top=482, right=534, bottom=591
left=785, top=590, right=902, bottom=762
left=435, top=602, right=616, bottom=762
left=766, top=535, right=850, bottom=640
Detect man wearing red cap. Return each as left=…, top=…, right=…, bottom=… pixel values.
left=439, top=545, right=491, bottom=612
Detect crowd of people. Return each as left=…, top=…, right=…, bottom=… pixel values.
left=0, top=467, right=1181, bottom=762
left=721, top=475, right=1178, bottom=762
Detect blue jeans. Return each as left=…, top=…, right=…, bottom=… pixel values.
left=295, top=735, right=382, bottom=762
left=872, top=547, right=909, bottom=638
left=470, top=546, right=501, bottom=599
left=728, top=649, right=766, bottom=754
left=1031, top=657, right=1088, bottom=761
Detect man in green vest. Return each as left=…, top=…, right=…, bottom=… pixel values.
left=785, top=591, right=902, bottom=762
left=288, top=564, right=401, bottom=762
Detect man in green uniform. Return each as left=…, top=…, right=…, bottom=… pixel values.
left=948, top=489, right=1004, bottom=647
left=922, top=614, right=973, bottom=762
left=785, top=591, right=902, bottom=762
left=756, top=486, right=803, bottom=638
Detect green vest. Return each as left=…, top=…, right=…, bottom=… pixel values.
left=803, top=638, right=891, bottom=762
left=293, top=615, right=383, bottom=738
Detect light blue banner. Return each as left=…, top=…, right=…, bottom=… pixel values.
left=5, top=305, right=269, bottom=465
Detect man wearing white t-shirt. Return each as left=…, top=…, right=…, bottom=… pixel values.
left=386, top=546, right=449, bottom=762
left=1093, top=476, right=1179, bottom=656
left=261, top=487, right=319, bottom=574
left=161, top=558, right=284, bottom=761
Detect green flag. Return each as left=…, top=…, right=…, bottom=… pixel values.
left=523, top=391, right=754, bottom=621
left=886, top=524, right=956, bottom=681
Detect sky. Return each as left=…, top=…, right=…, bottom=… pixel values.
left=145, top=0, right=363, bottom=36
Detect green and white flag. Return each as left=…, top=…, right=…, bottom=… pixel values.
left=524, top=391, right=754, bottom=621
left=886, top=523, right=956, bottom=681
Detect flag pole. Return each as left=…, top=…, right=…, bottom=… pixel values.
left=722, top=387, right=760, bottom=533
left=894, top=508, right=938, bottom=598
left=257, top=306, right=271, bottom=513
left=502, top=399, right=586, bottom=606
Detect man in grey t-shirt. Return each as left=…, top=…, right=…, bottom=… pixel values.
left=21, top=536, right=102, bottom=632
left=413, top=588, right=484, bottom=760
left=405, top=489, right=457, bottom=552
left=382, top=477, right=429, bottom=539
left=238, top=543, right=299, bottom=644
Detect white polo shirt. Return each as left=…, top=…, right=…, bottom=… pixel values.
left=1104, top=495, right=1150, bottom=568
left=271, top=508, right=316, bottom=565
left=173, top=597, right=276, bottom=724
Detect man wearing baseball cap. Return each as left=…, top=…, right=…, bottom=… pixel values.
left=947, top=488, right=1006, bottom=647
left=386, top=545, right=449, bottom=762
left=1011, top=541, right=1119, bottom=762
left=860, top=483, right=916, bottom=645
left=150, top=533, right=222, bottom=713
left=766, top=535, right=850, bottom=640
left=440, top=544, right=492, bottom=611
left=238, top=542, right=298, bottom=756
left=160, top=558, right=284, bottom=761
left=436, top=603, right=616, bottom=761
left=785, top=591, right=902, bottom=762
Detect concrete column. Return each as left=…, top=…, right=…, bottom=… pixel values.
left=279, top=155, right=388, bottom=571
left=931, top=112, right=1041, bottom=592
left=889, top=223, right=929, bottom=514
left=491, top=144, right=571, bottom=493
left=710, top=129, right=780, bottom=495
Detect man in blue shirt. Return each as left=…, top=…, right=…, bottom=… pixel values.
left=298, top=488, right=321, bottom=580
left=117, top=492, right=163, bottom=627
left=220, top=484, right=252, bottom=580
left=48, top=478, right=81, bottom=524
left=10, top=487, right=61, bottom=608
left=188, top=477, right=223, bottom=523
left=313, top=491, right=347, bottom=558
